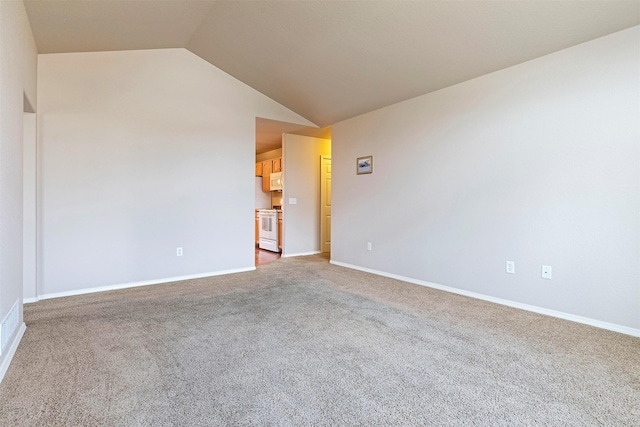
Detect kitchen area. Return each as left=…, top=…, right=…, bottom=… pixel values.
left=254, top=118, right=332, bottom=266
left=255, top=153, right=284, bottom=264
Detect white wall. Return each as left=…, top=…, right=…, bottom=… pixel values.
left=0, top=0, right=37, bottom=374
left=282, top=134, right=331, bottom=256
left=332, top=27, right=640, bottom=332
left=255, top=178, right=271, bottom=209
left=38, top=49, right=313, bottom=296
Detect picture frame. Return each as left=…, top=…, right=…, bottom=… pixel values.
left=356, top=155, right=373, bottom=174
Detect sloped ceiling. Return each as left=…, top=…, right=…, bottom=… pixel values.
left=24, top=0, right=640, bottom=130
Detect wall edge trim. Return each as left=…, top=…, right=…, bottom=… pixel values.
left=329, top=260, right=640, bottom=338
left=282, top=251, right=322, bottom=258
left=0, top=323, right=26, bottom=384
left=36, top=267, right=256, bottom=302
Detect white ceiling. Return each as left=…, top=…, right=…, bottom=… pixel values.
left=256, top=118, right=332, bottom=155
left=23, top=0, right=640, bottom=149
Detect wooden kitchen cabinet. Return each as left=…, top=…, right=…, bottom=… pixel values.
left=257, top=157, right=282, bottom=189
left=278, top=211, right=283, bottom=250
left=261, top=160, right=273, bottom=192
left=272, top=157, right=282, bottom=173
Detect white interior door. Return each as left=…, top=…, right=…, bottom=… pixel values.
left=320, top=157, right=331, bottom=253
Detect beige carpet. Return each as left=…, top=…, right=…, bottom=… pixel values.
left=1, top=255, right=638, bottom=426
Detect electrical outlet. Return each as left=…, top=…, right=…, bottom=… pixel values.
left=541, top=265, right=552, bottom=280
left=367, top=242, right=372, bottom=251
left=288, top=198, right=297, bottom=205
left=176, top=247, right=183, bottom=257
left=505, top=261, right=515, bottom=274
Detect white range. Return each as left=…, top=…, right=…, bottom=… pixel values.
left=257, top=209, right=280, bottom=253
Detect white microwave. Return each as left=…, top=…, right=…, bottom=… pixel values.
left=269, top=172, right=283, bottom=191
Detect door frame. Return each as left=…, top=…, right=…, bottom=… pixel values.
left=320, top=156, right=331, bottom=254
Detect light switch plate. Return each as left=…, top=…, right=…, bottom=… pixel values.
left=542, top=265, right=552, bottom=280
left=288, top=198, right=297, bottom=205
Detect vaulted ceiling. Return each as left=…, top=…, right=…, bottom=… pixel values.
left=23, top=0, right=640, bottom=145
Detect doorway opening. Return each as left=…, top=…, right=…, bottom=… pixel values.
left=254, top=118, right=331, bottom=266
left=23, top=92, right=37, bottom=302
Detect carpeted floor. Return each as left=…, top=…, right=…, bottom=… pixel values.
left=0, top=255, right=638, bottom=426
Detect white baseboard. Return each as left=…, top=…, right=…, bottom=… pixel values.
left=0, top=322, right=26, bottom=384
left=35, top=267, right=256, bottom=302
left=330, top=260, right=640, bottom=338
left=282, top=251, right=321, bottom=258
left=23, top=297, right=38, bottom=304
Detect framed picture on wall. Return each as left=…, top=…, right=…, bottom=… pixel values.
left=357, top=155, right=373, bottom=174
